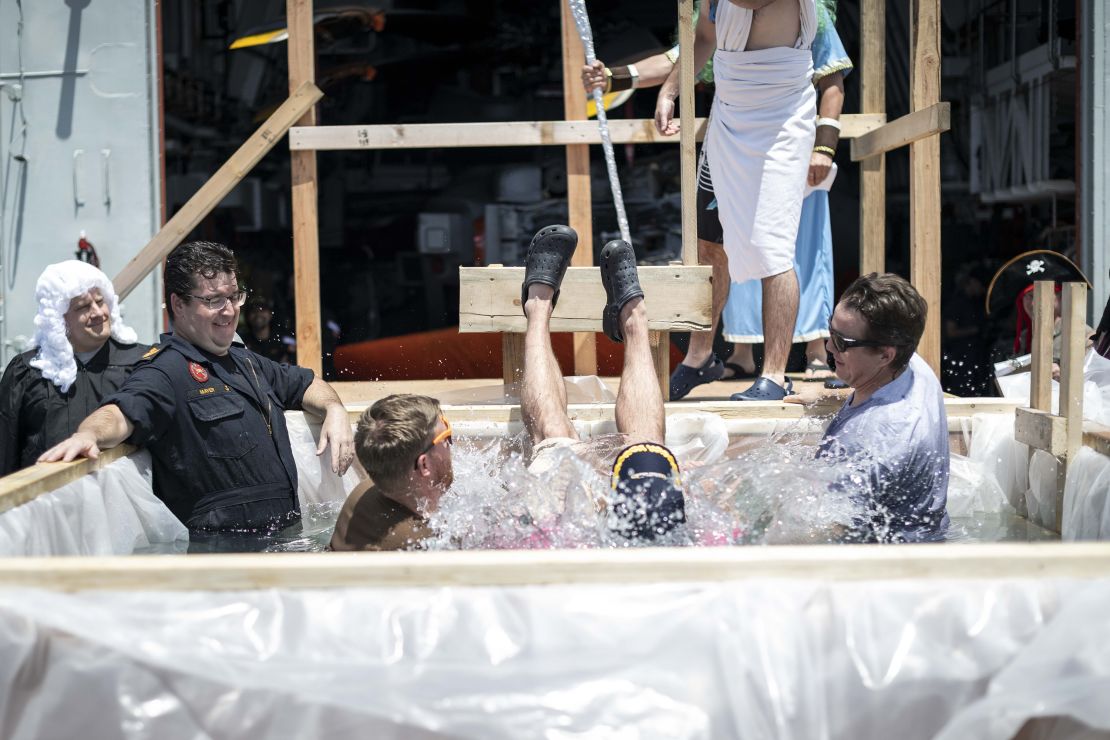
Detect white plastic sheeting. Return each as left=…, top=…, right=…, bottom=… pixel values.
left=996, top=349, right=1110, bottom=426
left=968, top=413, right=1031, bottom=515
left=0, top=451, right=187, bottom=557
left=947, top=453, right=1010, bottom=517
left=285, top=412, right=362, bottom=507
left=0, top=413, right=360, bottom=557
left=1063, top=448, right=1110, bottom=541
left=1, top=578, right=1110, bottom=738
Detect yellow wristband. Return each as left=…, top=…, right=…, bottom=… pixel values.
left=813, top=145, right=836, bottom=157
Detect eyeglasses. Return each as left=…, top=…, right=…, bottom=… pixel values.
left=185, top=290, right=249, bottom=311
left=413, top=415, right=453, bottom=468
left=827, top=323, right=889, bottom=353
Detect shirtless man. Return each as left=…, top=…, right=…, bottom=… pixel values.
left=584, top=0, right=845, bottom=397
left=585, top=1, right=815, bottom=401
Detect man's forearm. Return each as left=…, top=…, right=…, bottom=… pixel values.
left=817, top=75, right=845, bottom=118
left=78, top=405, right=133, bottom=449
left=630, top=53, right=679, bottom=88
left=301, top=377, right=345, bottom=417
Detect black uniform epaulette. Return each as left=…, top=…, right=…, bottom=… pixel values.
left=140, top=345, right=162, bottom=361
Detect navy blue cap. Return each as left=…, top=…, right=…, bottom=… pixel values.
left=609, top=442, right=686, bottom=540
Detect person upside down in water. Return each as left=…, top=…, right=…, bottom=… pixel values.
left=330, top=225, right=686, bottom=551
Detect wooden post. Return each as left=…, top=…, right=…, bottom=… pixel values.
left=909, top=0, right=943, bottom=374
left=559, top=2, right=597, bottom=377
left=1056, top=282, right=1087, bottom=532
left=1060, top=283, right=1087, bottom=459
left=112, top=83, right=323, bottom=299
left=859, top=0, right=886, bottom=275
left=679, top=0, right=697, bottom=268
left=651, top=329, right=672, bottom=402
left=1029, top=281, right=1054, bottom=411
left=288, top=0, right=323, bottom=376
left=502, top=334, right=525, bottom=387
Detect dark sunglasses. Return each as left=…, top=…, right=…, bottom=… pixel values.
left=827, top=324, right=889, bottom=353
left=413, top=415, right=453, bottom=469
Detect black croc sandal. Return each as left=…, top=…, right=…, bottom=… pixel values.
left=599, top=239, right=645, bottom=343
left=669, top=355, right=725, bottom=400
left=521, top=224, right=578, bottom=315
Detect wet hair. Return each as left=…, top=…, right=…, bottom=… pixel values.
left=164, top=241, right=238, bottom=321
left=355, top=394, right=441, bottom=488
left=839, top=272, right=928, bottom=370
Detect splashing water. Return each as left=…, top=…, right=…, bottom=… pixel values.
left=422, top=427, right=866, bottom=550
left=567, top=0, right=632, bottom=245
left=201, top=425, right=1055, bottom=554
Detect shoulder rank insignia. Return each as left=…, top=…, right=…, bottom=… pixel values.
left=142, top=346, right=161, bottom=360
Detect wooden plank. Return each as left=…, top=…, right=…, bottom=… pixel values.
left=501, top=333, right=525, bottom=387
left=909, top=0, right=943, bottom=375
left=1060, top=283, right=1088, bottom=459
left=651, top=330, right=671, bottom=401
left=1083, top=422, right=1110, bottom=458
left=1030, top=281, right=1055, bottom=411
left=112, top=81, right=323, bottom=299
left=1014, top=407, right=1068, bottom=457
left=859, top=0, right=887, bottom=274
left=850, top=102, right=951, bottom=161
left=0, top=446, right=135, bottom=515
left=679, top=0, right=697, bottom=266
left=288, top=115, right=884, bottom=151
left=459, top=266, right=712, bottom=333
left=0, top=396, right=1024, bottom=515
left=330, top=389, right=1019, bottom=422
left=10, top=543, right=1110, bottom=592
left=559, top=2, right=597, bottom=377
left=288, top=0, right=323, bottom=376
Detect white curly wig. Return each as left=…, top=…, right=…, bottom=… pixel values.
left=29, top=260, right=138, bottom=392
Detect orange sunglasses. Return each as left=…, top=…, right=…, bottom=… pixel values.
left=414, top=415, right=453, bottom=467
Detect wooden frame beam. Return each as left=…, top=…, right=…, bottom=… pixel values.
left=288, top=116, right=884, bottom=152
left=2, top=397, right=1019, bottom=519
left=112, top=81, right=323, bottom=299
left=1012, top=282, right=1089, bottom=533
left=859, top=0, right=887, bottom=275
left=4, top=543, right=1110, bottom=591
left=0, top=446, right=135, bottom=516
left=1014, top=407, right=1068, bottom=456
left=459, top=265, right=712, bottom=333
left=850, top=102, right=951, bottom=161
left=559, top=2, right=597, bottom=377
left=909, top=0, right=944, bottom=374
left=288, top=0, right=323, bottom=376
left=1030, top=281, right=1055, bottom=411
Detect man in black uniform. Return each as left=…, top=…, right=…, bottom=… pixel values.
left=40, top=241, right=355, bottom=533
left=0, top=260, right=149, bottom=476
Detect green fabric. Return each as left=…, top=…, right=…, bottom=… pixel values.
left=817, top=0, right=838, bottom=32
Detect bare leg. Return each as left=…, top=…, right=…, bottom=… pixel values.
left=724, top=342, right=757, bottom=377
left=760, top=268, right=799, bottom=386
left=615, top=297, right=665, bottom=444
left=804, top=337, right=834, bottom=377
left=680, top=239, right=728, bottom=368
left=521, top=284, right=577, bottom=444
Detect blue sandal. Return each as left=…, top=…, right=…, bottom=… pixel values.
left=730, top=377, right=794, bottom=402
left=521, top=224, right=578, bottom=314
left=669, top=355, right=725, bottom=400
